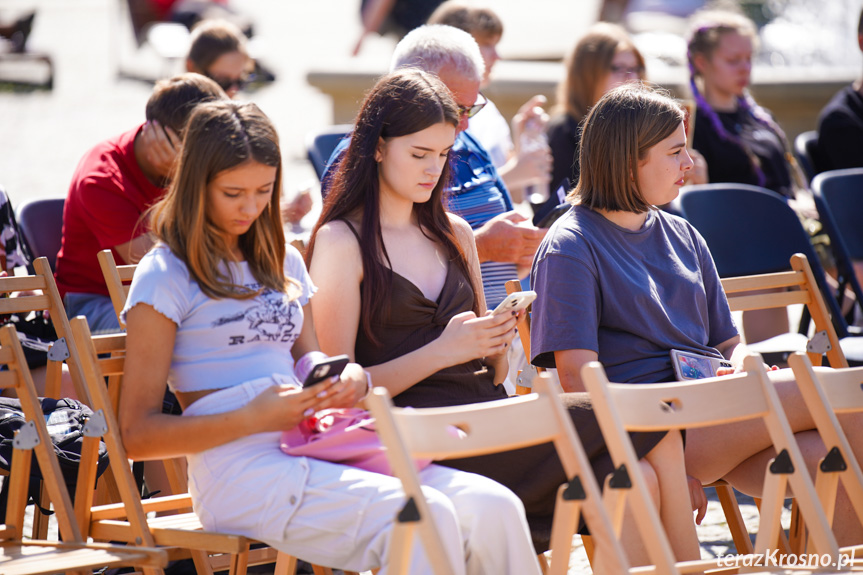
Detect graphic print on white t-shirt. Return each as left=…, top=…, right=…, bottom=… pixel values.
left=212, top=284, right=301, bottom=346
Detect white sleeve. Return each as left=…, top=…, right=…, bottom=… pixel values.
left=121, top=246, right=192, bottom=327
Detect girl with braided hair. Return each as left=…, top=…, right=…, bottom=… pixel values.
left=687, top=9, right=806, bottom=200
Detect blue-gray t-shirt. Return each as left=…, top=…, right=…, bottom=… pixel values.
left=530, top=205, right=738, bottom=383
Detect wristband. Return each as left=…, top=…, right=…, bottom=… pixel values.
left=295, top=351, right=329, bottom=385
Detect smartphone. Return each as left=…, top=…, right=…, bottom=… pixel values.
left=670, top=349, right=732, bottom=381
left=492, top=291, right=537, bottom=315
left=302, top=354, right=350, bottom=388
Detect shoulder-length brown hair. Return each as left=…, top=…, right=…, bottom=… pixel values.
left=149, top=100, right=295, bottom=300
left=556, top=22, right=645, bottom=121
left=570, top=82, right=685, bottom=213
left=306, top=68, right=474, bottom=345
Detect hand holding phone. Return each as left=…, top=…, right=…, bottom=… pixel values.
left=302, top=354, right=350, bottom=388
left=492, top=290, right=537, bottom=315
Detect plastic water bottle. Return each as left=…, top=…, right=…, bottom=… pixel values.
left=520, top=118, right=550, bottom=205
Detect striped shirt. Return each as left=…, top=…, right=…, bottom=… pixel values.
left=446, top=131, right=516, bottom=309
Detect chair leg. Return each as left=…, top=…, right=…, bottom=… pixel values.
left=229, top=546, right=250, bottom=575
left=190, top=549, right=215, bottom=575
left=537, top=552, right=549, bottom=574
left=273, top=552, right=297, bottom=575
left=581, top=534, right=596, bottom=567
left=712, top=481, right=754, bottom=555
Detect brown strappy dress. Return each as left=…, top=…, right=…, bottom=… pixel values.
left=345, top=221, right=666, bottom=552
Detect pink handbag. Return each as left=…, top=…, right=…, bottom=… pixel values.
left=279, top=408, right=431, bottom=476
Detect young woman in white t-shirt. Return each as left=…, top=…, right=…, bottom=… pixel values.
left=119, top=99, right=538, bottom=574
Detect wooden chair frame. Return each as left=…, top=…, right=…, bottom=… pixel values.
left=97, top=249, right=135, bottom=327
left=581, top=354, right=841, bottom=574
left=366, top=372, right=630, bottom=575
left=0, top=323, right=166, bottom=574
left=504, top=279, right=753, bottom=560
left=789, top=351, right=863, bottom=562
left=720, top=253, right=847, bottom=369
left=0, top=257, right=94, bottom=540
left=70, top=316, right=353, bottom=575
left=0, top=257, right=90, bottom=403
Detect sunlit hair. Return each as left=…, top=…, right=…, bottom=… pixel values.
left=306, top=69, right=474, bottom=345
left=687, top=10, right=777, bottom=188
left=556, top=22, right=645, bottom=121
left=149, top=100, right=297, bottom=301
left=187, top=19, right=248, bottom=73
left=144, top=72, right=226, bottom=136
left=570, top=82, right=684, bottom=213
left=390, top=24, right=484, bottom=82
left=427, top=2, right=504, bottom=42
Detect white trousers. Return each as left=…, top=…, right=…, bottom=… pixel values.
left=183, top=376, right=541, bottom=575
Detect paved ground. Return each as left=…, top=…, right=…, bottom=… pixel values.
left=4, top=0, right=789, bottom=572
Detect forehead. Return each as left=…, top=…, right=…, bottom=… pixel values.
left=435, top=64, right=480, bottom=108
left=715, top=30, right=753, bottom=53
left=391, top=122, right=456, bottom=150
left=207, top=51, right=248, bottom=78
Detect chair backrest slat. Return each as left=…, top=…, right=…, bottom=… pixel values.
left=0, top=294, right=52, bottom=314
left=604, top=375, right=771, bottom=431
left=721, top=270, right=806, bottom=294
left=391, top=394, right=562, bottom=459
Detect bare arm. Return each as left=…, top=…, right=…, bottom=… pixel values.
left=473, top=211, right=546, bottom=268
left=309, top=219, right=516, bottom=395
left=120, top=302, right=352, bottom=461
left=114, top=233, right=155, bottom=264
left=554, top=348, right=599, bottom=393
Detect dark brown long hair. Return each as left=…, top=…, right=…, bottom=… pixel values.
left=306, top=68, right=474, bottom=345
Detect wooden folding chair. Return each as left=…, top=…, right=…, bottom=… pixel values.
left=70, top=316, right=351, bottom=575
left=0, top=323, right=167, bottom=574
left=505, top=279, right=754, bottom=561
left=366, top=371, right=630, bottom=575
left=789, top=351, right=863, bottom=562
left=0, top=256, right=96, bottom=540
left=581, top=354, right=842, bottom=573
left=97, top=249, right=135, bottom=327
left=721, top=253, right=848, bottom=370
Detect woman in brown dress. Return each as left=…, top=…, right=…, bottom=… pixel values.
left=306, top=68, right=701, bottom=565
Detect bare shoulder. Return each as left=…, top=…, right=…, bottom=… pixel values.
left=314, top=220, right=361, bottom=253
left=310, top=219, right=363, bottom=278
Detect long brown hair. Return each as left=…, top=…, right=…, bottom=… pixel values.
left=150, top=100, right=296, bottom=300
left=306, top=69, right=473, bottom=345
left=556, top=22, right=645, bottom=121
left=572, top=82, right=684, bottom=213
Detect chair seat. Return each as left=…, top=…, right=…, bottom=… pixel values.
left=746, top=332, right=809, bottom=355
left=839, top=336, right=863, bottom=366
left=0, top=541, right=165, bottom=575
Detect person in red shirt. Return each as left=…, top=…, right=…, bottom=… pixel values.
left=55, top=73, right=225, bottom=333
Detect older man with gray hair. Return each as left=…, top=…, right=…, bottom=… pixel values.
left=323, top=24, right=545, bottom=309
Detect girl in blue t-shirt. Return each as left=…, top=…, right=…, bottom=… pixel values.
left=532, top=82, right=863, bottom=548
left=120, top=99, right=537, bottom=574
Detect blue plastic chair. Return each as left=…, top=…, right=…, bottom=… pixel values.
left=811, top=167, right=863, bottom=323
left=305, top=124, right=352, bottom=181
left=15, top=197, right=64, bottom=272
left=794, top=130, right=823, bottom=184
left=672, top=183, right=863, bottom=364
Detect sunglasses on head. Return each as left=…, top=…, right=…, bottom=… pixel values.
left=457, top=92, right=487, bottom=119
left=207, top=73, right=250, bottom=92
